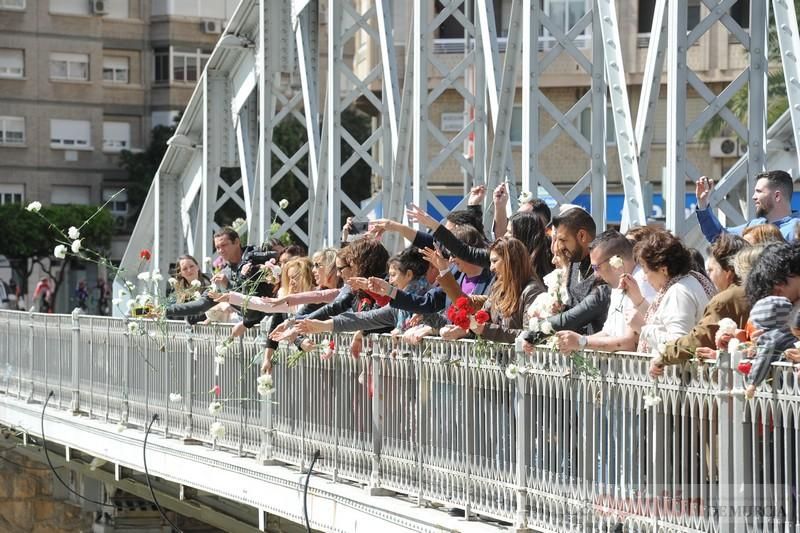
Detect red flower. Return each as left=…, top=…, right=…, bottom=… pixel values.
left=455, top=296, right=470, bottom=308
left=139, top=249, right=152, bottom=261
left=329, top=340, right=335, bottom=349
left=453, top=309, right=470, bottom=330
left=446, top=306, right=457, bottom=323
left=737, top=361, right=752, bottom=376
left=209, top=384, right=221, bottom=397
left=475, top=309, right=490, bottom=325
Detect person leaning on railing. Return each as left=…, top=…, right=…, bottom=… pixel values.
left=552, top=230, right=651, bottom=354
left=622, top=230, right=717, bottom=358
left=167, top=254, right=211, bottom=325
left=649, top=234, right=752, bottom=377
left=433, top=237, right=544, bottom=344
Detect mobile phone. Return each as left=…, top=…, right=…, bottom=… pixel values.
left=350, top=220, right=369, bottom=235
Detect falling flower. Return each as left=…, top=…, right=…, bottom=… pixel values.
left=717, top=318, right=737, bottom=336
left=256, top=374, right=274, bottom=396
left=208, top=401, right=223, bottom=415
left=125, top=281, right=135, bottom=290
left=279, top=198, right=289, bottom=210
left=209, top=422, right=225, bottom=439
left=190, top=279, right=202, bottom=288
left=358, top=370, right=365, bottom=385
left=518, top=191, right=533, bottom=204
left=505, top=364, right=520, bottom=380
left=126, top=322, right=139, bottom=334
left=540, top=320, right=554, bottom=335
left=642, top=393, right=662, bottom=409
left=168, top=277, right=178, bottom=286
left=25, top=201, right=41, bottom=213
left=151, top=270, right=163, bottom=282
left=609, top=255, right=624, bottom=269
left=67, top=226, right=80, bottom=240
left=137, top=272, right=151, bottom=281
left=209, top=385, right=221, bottom=397
left=139, top=249, right=151, bottom=261
left=204, top=256, right=212, bottom=266
left=70, top=239, right=82, bottom=254
left=214, top=355, right=225, bottom=365
left=54, top=244, right=67, bottom=259
left=115, top=422, right=126, bottom=433
left=169, top=393, right=182, bottom=402
left=89, top=458, right=106, bottom=471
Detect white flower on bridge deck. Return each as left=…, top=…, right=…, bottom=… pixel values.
left=54, top=245, right=67, bottom=259
left=67, top=226, right=80, bottom=240
left=115, top=422, right=126, bottom=433
left=256, top=374, right=274, bottom=396
left=169, top=393, right=182, bottom=403
left=208, top=401, right=223, bottom=415
left=25, top=201, right=41, bottom=213
left=210, top=422, right=225, bottom=439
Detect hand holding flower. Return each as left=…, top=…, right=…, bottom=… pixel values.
left=421, top=247, right=448, bottom=271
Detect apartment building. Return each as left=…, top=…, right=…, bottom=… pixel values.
left=0, top=0, right=236, bottom=307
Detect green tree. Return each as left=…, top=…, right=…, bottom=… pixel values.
left=0, top=204, right=113, bottom=308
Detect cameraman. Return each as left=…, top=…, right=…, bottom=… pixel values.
left=166, top=227, right=277, bottom=335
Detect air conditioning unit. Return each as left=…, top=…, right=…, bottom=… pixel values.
left=114, top=215, right=127, bottom=228
left=738, top=139, right=748, bottom=156
left=709, top=137, right=738, bottom=158
left=203, top=20, right=222, bottom=34
left=91, top=0, right=107, bottom=14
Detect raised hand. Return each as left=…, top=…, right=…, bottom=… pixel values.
left=493, top=182, right=509, bottom=205
left=368, top=276, right=392, bottom=296
left=405, top=203, right=439, bottom=230
left=420, top=247, right=449, bottom=271
left=468, top=185, right=487, bottom=206
left=695, top=176, right=714, bottom=210
left=347, top=276, right=371, bottom=291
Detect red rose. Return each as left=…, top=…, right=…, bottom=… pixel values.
left=446, top=306, right=457, bottom=323
left=455, top=296, right=470, bottom=309
left=737, top=361, right=752, bottom=376
left=139, top=249, right=152, bottom=261
left=475, top=309, right=490, bottom=325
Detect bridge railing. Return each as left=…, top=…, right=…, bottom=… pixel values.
left=0, top=309, right=798, bottom=532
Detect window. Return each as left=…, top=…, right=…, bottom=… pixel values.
left=638, top=0, right=656, bottom=34
left=102, top=56, right=129, bottom=83
left=687, top=0, right=701, bottom=31
left=103, top=121, right=130, bottom=151
left=510, top=106, right=523, bottom=145
left=49, top=0, right=90, bottom=15
left=154, top=48, right=170, bottom=82
left=151, top=110, right=180, bottom=128
left=639, top=0, right=703, bottom=33
left=543, top=0, right=588, bottom=38
left=0, top=184, right=23, bottom=205
left=50, top=52, right=89, bottom=81
left=578, top=104, right=614, bottom=145
left=0, top=116, right=25, bottom=145
left=0, top=0, right=26, bottom=10
left=103, top=188, right=128, bottom=214
left=172, top=49, right=207, bottom=83
left=0, top=49, right=24, bottom=78
left=730, top=0, right=749, bottom=29
left=105, top=0, right=129, bottom=18
left=51, top=185, right=90, bottom=205
left=151, top=0, right=238, bottom=19
left=50, top=119, right=91, bottom=149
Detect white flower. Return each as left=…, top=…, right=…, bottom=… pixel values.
left=25, top=201, right=41, bottom=213
left=518, top=191, right=533, bottom=204
left=54, top=244, right=67, bottom=259
left=279, top=198, right=289, bottom=210
left=137, top=272, right=151, bottom=281
left=192, top=292, right=202, bottom=300
left=112, top=298, right=121, bottom=305
left=125, top=281, right=135, bottom=290
left=168, top=393, right=182, bottom=403
left=209, top=422, right=225, bottom=439
left=67, top=226, right=80, bottom=240
left=168, top=277, right=178, bottom=287
left=89, top=458, right=106, bottom=471
left=795, top=341, right=800, bottom=350
left=190, top=279, right=202, bottom=288
left=717, top=318, right=738, bottom=336
left=256, top=374, right=274, bottom=396
left=609, top=255, right=624, bottom=269
left=540, top=320, right=554, bottom=335
left=70, top=239, right=82, bottom=254
left=643, top=393, right=662, bottom=409
left=505, top=364, right=520, bottom=380
left=115, top=422, right=126, bottom=433
left=559, top=287, right=570, bottom=306
left=528, top=317, right=540, bottom=332
left=151, top=270, right=163, bottom=282
left=543, top=269, right=563, bottom=291
left=208, top=401, right=223, bottom=415
left=656, top=343, right=667, bottom=356
left=127, top=322, right=138, bottom=334
left=214, top=355, right=225, bottom=365
left=728, top=338, right=741, bottom=356
left=204, top=256, right=212, bottom=265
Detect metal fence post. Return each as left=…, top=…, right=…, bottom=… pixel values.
left=121, top=322, right=130, bottom=426
left=716, top=348, right=745, bottom=533
left=184, top=323, right=196, bottom=442
left=368, top=346, right=391, bottom=495
left=258, top=317, right=276, bottom=464
left=70, top=310, right=81, bottom=414
left=514, top=350, right=532, bottom=531
left=26, top=311, right=34, bottom=403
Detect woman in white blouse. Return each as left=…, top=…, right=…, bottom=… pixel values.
left=621, top=230, right=717, bottom=355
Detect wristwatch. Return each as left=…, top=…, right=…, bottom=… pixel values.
left=578, top=335, right=587, bottom=349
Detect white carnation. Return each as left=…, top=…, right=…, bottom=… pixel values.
left=208, top=401, right=223, bottom=415
left=25, top=201, right=41, bottom=213
left=528, top=317, right=540, bottom=332
left=505, top=364, right=520, bottom=380
left=151, top=270, right=163, bottom=282
left=54, top=244, right=67, bottom=259
left=137, top=272, right=151, bottom=281
left=214, top=355, right=225, bottom=365
left=608, top=255, right=624, bottom=269
left=209, top=422, right=225, bottom=439
left=717, top=318, right=737, bottom=336
left=67, top=226, right=80, bottom=240
left=168, top=277, right=178, bottom=286
left=256, top=374, right=274, bottom=396
left=540, top=320, right=554, bottom=335
left=70, top=239, right=82, bottom=254
left=279, top=198, right=289, bottom=210
left=643, top=393, right=662, bottom=409
left=168, top=393, right=182, bottom=402
left=190, top=279, right=202, bottom=288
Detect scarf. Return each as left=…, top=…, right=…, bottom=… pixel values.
left=638, top=270, right=716, bottom=353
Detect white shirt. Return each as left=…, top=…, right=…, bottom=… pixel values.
left=601, top=266, right=654, bottom=338
left=639, top=274, right=712, bottom=354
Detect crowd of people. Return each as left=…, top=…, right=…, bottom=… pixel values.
left=163, top=170, right=800, bottom=392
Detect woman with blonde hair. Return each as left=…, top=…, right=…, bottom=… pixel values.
left=741, top=224, right=785, bottom=245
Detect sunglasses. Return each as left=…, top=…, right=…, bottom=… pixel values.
left=590, top=257, right=611, bottom=272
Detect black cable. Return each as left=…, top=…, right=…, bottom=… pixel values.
left=144, top=414, right=183, bottom=533
left=41, top=391, right=113, bottom=508
left=303, top=449, right=321, bottom=533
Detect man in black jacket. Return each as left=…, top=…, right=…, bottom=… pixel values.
left=166, top=227, right=276, bottom=335
left=543, top=207, right=610, bottom=335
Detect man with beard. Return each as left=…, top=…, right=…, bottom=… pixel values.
left=695, top=170, right=799, bottom=243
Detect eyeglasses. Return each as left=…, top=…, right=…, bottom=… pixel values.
left=590, top=257, right=611, bottom=272
left=312, top=262, right=324, bottom=269
left=335, top=262, right=351, bottom=270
